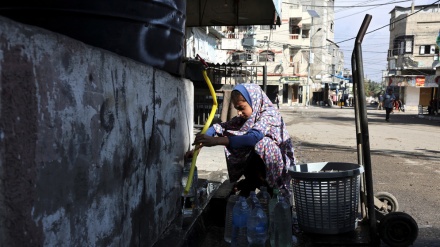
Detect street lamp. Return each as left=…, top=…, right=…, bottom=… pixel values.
left=306, top=10, right=321, bottom=106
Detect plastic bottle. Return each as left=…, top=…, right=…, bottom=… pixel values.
left=268, top=188, right=280, bottom=241
left=231, top=196, right=250, bottom=247
left=291, top=204, right=299, bottom=244
left=181, top=162, right=198, bottom=217
left=269, top=188, right=280, bottom=219
left=270, top=196, right=292, bottom=247
left=291, top=204, right=299, bottom=234
left=246, top=191, right=259, bottom=210
left=256, top=186, right=270, bottom=218
left=247, top=203, right=268, bottom=247
left=224, top=194, right=239, bottom=243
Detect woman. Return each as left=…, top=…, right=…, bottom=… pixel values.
left=187, top=83, right=295, bottom=197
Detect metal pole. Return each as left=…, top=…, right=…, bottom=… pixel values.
left=263, top=65, right=267, bottom=93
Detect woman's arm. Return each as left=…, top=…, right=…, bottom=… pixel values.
left=193, top=128, right=263, bottom=148
left=193, top=134, right=229, bottom=147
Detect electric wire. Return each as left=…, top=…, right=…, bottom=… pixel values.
left=335, top=0, right=440, bottom=45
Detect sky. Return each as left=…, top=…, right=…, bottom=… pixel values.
left=333, top=0, right=438, bottom=83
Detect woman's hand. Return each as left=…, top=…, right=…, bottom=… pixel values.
left=184, top=149, right=195, bottom=160
left=193, top=133, right=218, bottom=147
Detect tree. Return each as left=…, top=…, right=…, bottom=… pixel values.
left=364, top=79, right=383, bottom=97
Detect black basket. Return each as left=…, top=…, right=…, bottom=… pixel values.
left=289, top=162, right=364, bottom=234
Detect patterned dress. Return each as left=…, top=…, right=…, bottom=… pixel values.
left=211, top=83, right=296, bottom=193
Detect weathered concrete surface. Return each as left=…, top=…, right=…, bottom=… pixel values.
left=0, top=16, right=192, bottom=247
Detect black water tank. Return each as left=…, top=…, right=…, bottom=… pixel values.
left=0, top=1, right=186, bottom=76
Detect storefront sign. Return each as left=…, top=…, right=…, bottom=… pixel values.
left=281, top=76, right=300, bottom=82
left=415, top=77, right=425, bottom=87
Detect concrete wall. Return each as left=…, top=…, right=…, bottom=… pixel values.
left=0, top=16, right=192, bottom=246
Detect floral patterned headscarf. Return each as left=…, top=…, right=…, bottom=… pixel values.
left=211, top=83, right=295, bottom=190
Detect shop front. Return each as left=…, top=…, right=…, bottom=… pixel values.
left=387, top=75, right=439, bottom=111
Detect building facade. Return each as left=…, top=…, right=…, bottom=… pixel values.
left=387, top=3, right=440, bottom=110
left=211, top=0, right=343, bottom=106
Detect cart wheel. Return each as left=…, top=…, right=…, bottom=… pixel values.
left=378, top=212, right=418, bottom=247
left=375, top=191, right=399, bottom=214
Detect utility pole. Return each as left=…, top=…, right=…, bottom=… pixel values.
left=306, top=10, right=320, bottom=107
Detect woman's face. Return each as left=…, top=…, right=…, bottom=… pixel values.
left=232, top=95, right=252, bottom=119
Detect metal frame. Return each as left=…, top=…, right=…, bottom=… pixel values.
left=351, top=14, right=379, bottom=245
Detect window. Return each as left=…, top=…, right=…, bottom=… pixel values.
left=232, top=52, right=246, bottom=62
left=392, top=35, right=414, bottom=55
left=419, top=45, right=437, bottom=55
left=389, top=18, right=395, bottom=30
left=405, top=39, right=413, bottom=53
left=330, top=21, right=334, bottom=32
left=389, top=59, right=396, bottom=70
left=302, top=29, right=310, bottom=38
left=259, top=50, right=275, bottom=62
left=289, top=18, right=301, bottom=35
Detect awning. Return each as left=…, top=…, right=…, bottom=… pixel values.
left=331, top=73, right=352, bottom=82
left=186, top=0, right=281, bottom=26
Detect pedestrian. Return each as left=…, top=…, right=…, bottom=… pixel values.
left=383, top=88, right=396, bottom=122
left=377, top=94, right=383, bottom=110
left=186, top=83, right=295, bottom=197
left=398, top=99, right=405, bottom=112
left=393, top=98, right=400, bottom=112
left=428, top=98, right=438, bottom=115
left=274, top=93, right=280, bottom=109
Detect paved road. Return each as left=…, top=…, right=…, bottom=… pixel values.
left=195, top=105, right=440, bottom=246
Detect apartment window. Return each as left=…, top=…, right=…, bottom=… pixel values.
left=389, top=18, right=395, bottom=30
left=259, top=50, right=275, bottom=62
left=389, top=59, right=396, bottom=70
left=232, top=52, right=246, bottom=62
left=392, top=35, right=414, bottom=55
left=289, top=18, right=301, bottom=35
left=405, top=39, right=413, bottom=53
left=302, top=29, right=310, bottom=38
left=419, top=45, right=437, bottom=55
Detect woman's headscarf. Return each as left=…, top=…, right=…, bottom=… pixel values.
left=211, top=83, right=295, bottom=190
